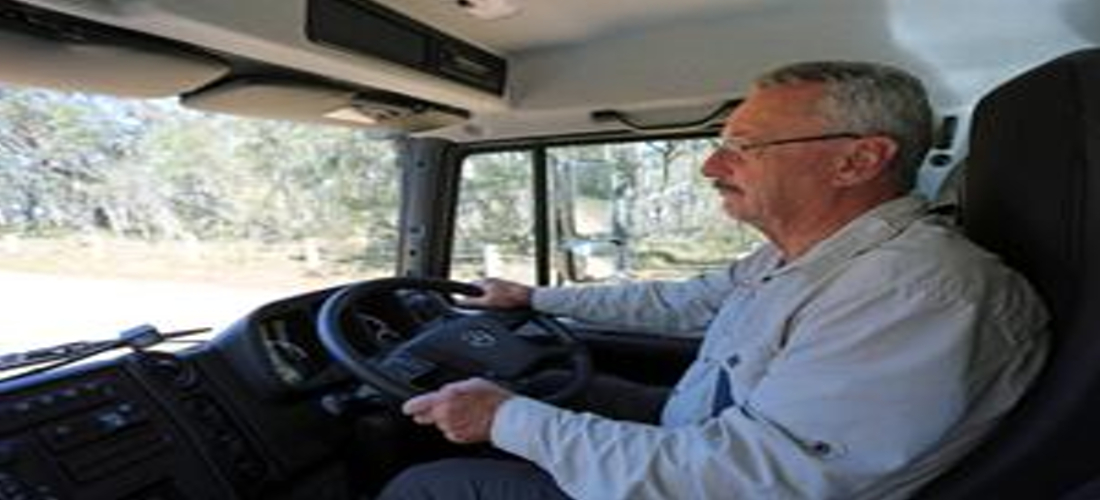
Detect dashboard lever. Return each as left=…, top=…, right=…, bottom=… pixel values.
left=320, top=384, right=390, bottom=416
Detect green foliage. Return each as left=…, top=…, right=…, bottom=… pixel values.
left=0, top=85, right=757, bottom=285
left=0, top=86, right=399, bottom=253
left=454, top=151, right=533, bottom=256
left=454, top=139, right=762, bottom=284
left=549, top=139, right=762, bottom=280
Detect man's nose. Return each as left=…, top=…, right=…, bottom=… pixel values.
left=701, top=151, right=727, bottom=178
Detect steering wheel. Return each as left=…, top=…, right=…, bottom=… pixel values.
left=316, top=277, right=592, bottom=404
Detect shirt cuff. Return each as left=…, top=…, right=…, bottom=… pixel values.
left=531, top=287, right=573, bottom=314
left=491, top=395, right=561, bottom=458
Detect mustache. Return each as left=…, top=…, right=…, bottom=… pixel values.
left=712, top=180, right=740, bottom=193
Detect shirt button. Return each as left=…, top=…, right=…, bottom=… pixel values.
left=726, top=354, right=740, bottom=368
left=811, top=442, right=832, bottom=455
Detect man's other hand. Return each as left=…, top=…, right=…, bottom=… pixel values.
left=402, top=378, right=515, bottom=444
left=461, top=278, right=533, bottom=309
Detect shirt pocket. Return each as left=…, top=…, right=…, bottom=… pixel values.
left=741, top=402, right=850, bottom=461
left=730, top=339, right=850, bottom=460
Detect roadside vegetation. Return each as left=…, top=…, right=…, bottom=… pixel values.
left=0, top=85, right=400, bottom=287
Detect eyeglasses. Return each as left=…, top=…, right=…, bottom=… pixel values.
left=715, top=132, right=864, bottom=158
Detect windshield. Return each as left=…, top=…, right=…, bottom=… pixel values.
left=0, top=85, right=400, bottom=353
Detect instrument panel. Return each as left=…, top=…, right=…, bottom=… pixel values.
left=258, top=312, right=329, bottom=388
left=246, top=288, right=443, bottom=393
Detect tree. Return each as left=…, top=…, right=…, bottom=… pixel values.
left=454, top=151, right=533, bottom=255
left=0, top=89, right=150, bottom=233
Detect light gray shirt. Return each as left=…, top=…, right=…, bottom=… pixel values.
left=490, top=196, right=1049, bottom=500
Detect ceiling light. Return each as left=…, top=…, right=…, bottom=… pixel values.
left=324, top=107, right=379, bottom=125
left=453, top=0, right=520, bottom=21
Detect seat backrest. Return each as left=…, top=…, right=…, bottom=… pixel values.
left=918, top=48, right=1100, bottom=499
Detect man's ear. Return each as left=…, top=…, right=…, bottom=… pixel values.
left=831, top=136, right=899, bottom=187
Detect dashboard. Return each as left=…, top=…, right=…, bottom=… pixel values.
left=0, top=282, right=452, bottom=500
left=0, top=278, right=700, bottom=499
left=257, top=309, right=338, bottom=389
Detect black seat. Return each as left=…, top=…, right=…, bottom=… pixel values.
left=917, top=48, right=1100, bottom=499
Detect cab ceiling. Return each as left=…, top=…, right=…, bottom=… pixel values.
left=371, top=0, right=764, bottom=54
left=16, top=0, right=1100, bottom=141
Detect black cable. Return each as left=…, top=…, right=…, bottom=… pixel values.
left=590, top=100, right=739, bottom=133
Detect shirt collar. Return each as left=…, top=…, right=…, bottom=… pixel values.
left=762, top=195, right=930, bottom=279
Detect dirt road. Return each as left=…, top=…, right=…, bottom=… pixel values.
left=0, top=271, right=293, bottom=353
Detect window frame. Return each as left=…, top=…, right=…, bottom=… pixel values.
left=441, top=128, right=722, bottom=286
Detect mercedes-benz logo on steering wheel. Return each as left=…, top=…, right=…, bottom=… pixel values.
left=461, top=328, right=498, bottom=348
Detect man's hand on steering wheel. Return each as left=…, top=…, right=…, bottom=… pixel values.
left=461, top=278, right=534, bottom=309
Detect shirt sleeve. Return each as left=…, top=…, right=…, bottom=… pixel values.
left=530, top=267, right=735, bottom=334
left=492, top=396, right=832, bottom=499
left=492, top=259, right=1049, bottom=500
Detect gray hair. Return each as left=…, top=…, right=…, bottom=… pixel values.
left=755, top=61, right=933, bottom=191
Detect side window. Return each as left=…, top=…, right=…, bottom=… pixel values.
left=450, top=138, right=762, bottom=287
left=451, top=151, right=535, bottom=284
left=549, top=139, right=761, bottom=284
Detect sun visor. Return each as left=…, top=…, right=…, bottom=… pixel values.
left=0, top=5, right=227, bottom=97
left=181, top=77, right=470, bottom=133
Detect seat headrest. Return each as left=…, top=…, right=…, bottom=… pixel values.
left=963, top=48, right=1100, bottom=329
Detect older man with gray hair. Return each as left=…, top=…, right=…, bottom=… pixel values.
left=380, top=61, right=1049, bottom=500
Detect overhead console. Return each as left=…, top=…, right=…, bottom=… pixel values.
left=306, top=0, right=508, bottom=96
left=183, top=76, right=470, bottom=132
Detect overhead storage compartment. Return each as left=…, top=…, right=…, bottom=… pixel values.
left=305, top=0, right=507, bottom=96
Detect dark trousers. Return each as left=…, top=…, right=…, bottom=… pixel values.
left=376, top=458, right=570, bottom=500
left=376, top=374, right=670, bottom=500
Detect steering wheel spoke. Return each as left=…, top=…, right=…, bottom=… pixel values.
left=316, top=277, right=591, bottom=404
left=377, top=350, right=440, bottom=389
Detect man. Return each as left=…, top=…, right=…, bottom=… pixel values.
left=379, top=61, right=1049, bottom=499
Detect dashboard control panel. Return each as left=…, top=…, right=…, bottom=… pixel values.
left=0, top=362, right=239, bottom=499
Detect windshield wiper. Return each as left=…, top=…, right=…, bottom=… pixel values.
left=0, top=324, right=211, bottom=381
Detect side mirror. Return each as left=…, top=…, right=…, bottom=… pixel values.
left=558, top=238, right=628, bottom=283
